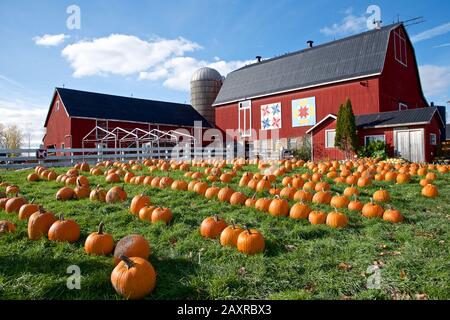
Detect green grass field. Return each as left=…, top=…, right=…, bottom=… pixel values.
left=0, top=164, right=449, bottom=300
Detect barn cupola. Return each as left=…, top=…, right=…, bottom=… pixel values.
left=307, top=40, right=314, bottom=48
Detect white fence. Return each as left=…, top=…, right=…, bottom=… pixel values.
left=0, top=146, right=280, bottom=169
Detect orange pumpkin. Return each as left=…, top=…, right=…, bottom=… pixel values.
left=330, top=194, right=349, bottom=209
left=89, top=186, right=107, bottom=202
left=217, top=186, right=235, bottom=202
left=237, top=227, right=265, bottom=255
left=111, top=255, right=157, bottom=300
left=151, top=207, right=173, bottom=224
left=106, top=186, right=127, bottom=203
left=361, top=199, right=384, bottom=218
left=18, top=201, right=39, bottom=220
left=200, top=215, right=228, bottom=239
left=348, top=197, right=364, bottom=212
left=293, top=190, right=313, bottom=202
left=343, top=185, right=359, bottom=198
left=138, top=206, right=156, bottom=222
left=373, top=188, right=390, bottom=202
left=5, top=196, right=27, bottom=213
left=326, top=210, right=348, bottom=228
left=229, top=192, right=247, bottom=206
left=28, top=207, right=56, bottom=240
left=48, top=215, right=81, bottom=243
left=254, top=198, right=272, bottom=212
left=220, top=221, right=243, bottom=247
left=56, top=187, right=75, bottom=201
left=383, top=208, right=404, bottom=223
left=312, top=190, right=332, bottom=205
left=421, top=184, right=438, bottom=198
left=290, top=202, right=311, bottom=219
left=308, top=211, right=327, bottom=225
left=268, top=196, right=289, bottom=217
left=84, top=222, right=114, bottom=255
left=130, top=194, right=151, bottom=215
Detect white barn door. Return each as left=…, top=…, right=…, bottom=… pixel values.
left=394, top=129, right=424, bottom=162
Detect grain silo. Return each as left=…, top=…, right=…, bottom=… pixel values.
left=190, top=67, right=223, bottom=125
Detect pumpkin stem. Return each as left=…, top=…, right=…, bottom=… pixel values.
left=120, top=255, right=135, bottom=269
left=244, top=225, right=251, bottom=234
left=98, top=222, right=105, bottom=234
left=59, top=214, right=64, bottom=221
left=231, top=219, right=236, bottom=229
left=30, top=198, right=35, bottom=204
left=213, top=214, right=220, bottom=221
left=38, top=205, right=45, bottom=214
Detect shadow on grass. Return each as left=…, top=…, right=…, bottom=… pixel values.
left=150, top=255, right=199, bottom=299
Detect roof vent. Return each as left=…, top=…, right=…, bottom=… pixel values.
left=307, top=40, right=314, bottom=48
left=256, top=56, right=262, bottom=63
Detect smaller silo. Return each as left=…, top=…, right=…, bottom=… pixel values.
left=190, top=67, right=223, bottom=125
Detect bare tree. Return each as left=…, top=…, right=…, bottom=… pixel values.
left=0, top=124, right=23, bottom=149
left=0, top=123, right=5, bottom=148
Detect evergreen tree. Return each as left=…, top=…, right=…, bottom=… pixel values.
left=334, top=98, right=358, bottom=158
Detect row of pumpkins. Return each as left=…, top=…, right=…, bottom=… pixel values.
left=0, top=180, right=167, bottom=299
left=37, top=159, right=439, bottom=226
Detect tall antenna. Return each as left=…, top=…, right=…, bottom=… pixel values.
left=403, top=16, right=426, bottom=28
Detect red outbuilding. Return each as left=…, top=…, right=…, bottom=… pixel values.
left=212, top=23, right=446, bottom=162
left=43, top=87, right=212, bottom=154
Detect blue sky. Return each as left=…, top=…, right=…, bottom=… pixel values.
left=0, top=0, right=449, bottom=146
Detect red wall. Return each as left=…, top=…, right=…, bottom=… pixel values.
left=43, top=93, right=71, bottom=152
left=311, top=119, right=345, bottom=161
left=215, top=77, right=380, bottom=140
left=379, top=26, right=428, bottom=111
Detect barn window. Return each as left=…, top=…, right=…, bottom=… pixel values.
left=325, top=130, right=336, bottom=148
left=56, top=101, right=60, bottom=111
left=238, top=100, right=252, bottom=137
left=394, top=29, right=407, bottom=67
left=430, top=133, right=437, bottom=145
left=365, top=135, right=386, bottom=146
left=399, top=103, right=408, bottom=111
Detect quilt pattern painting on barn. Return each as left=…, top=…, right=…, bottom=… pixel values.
left=0, top=0, right=449, bottom=313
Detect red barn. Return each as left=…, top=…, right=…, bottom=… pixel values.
left=213, top=23, right=446, bottom=162
left=43, top=87, right=212, bottom=153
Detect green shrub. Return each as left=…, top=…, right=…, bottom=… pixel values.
left=357, top=140, right=387, bottom=159
left=292, top=137, right=311, bottom=161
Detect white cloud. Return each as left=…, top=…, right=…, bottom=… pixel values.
left=62, top=33, right=252, bottom=91
left=0, top=74, right=24, bottom=89
left=433, top=43, right=450, bottom=48
left=411, top=22, right=450, bottom=43
left=0, top=98, right=48, bottom=147
left=33, top=34, right=70, bottom=46
left=61, top=34, right=201, bottom=78
left=139, top=56, right=252, bottom=91
left=320, top=8, right=367, bottom=36
left=419, top=65, right=450, bottom=102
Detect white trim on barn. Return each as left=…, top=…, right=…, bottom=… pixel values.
left=305, top=114, right=337, bottom=134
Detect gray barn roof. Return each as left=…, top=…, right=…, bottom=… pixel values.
left=356, top=107, right=444, bottom=129
left=214, top=23, right=402, bottom=106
